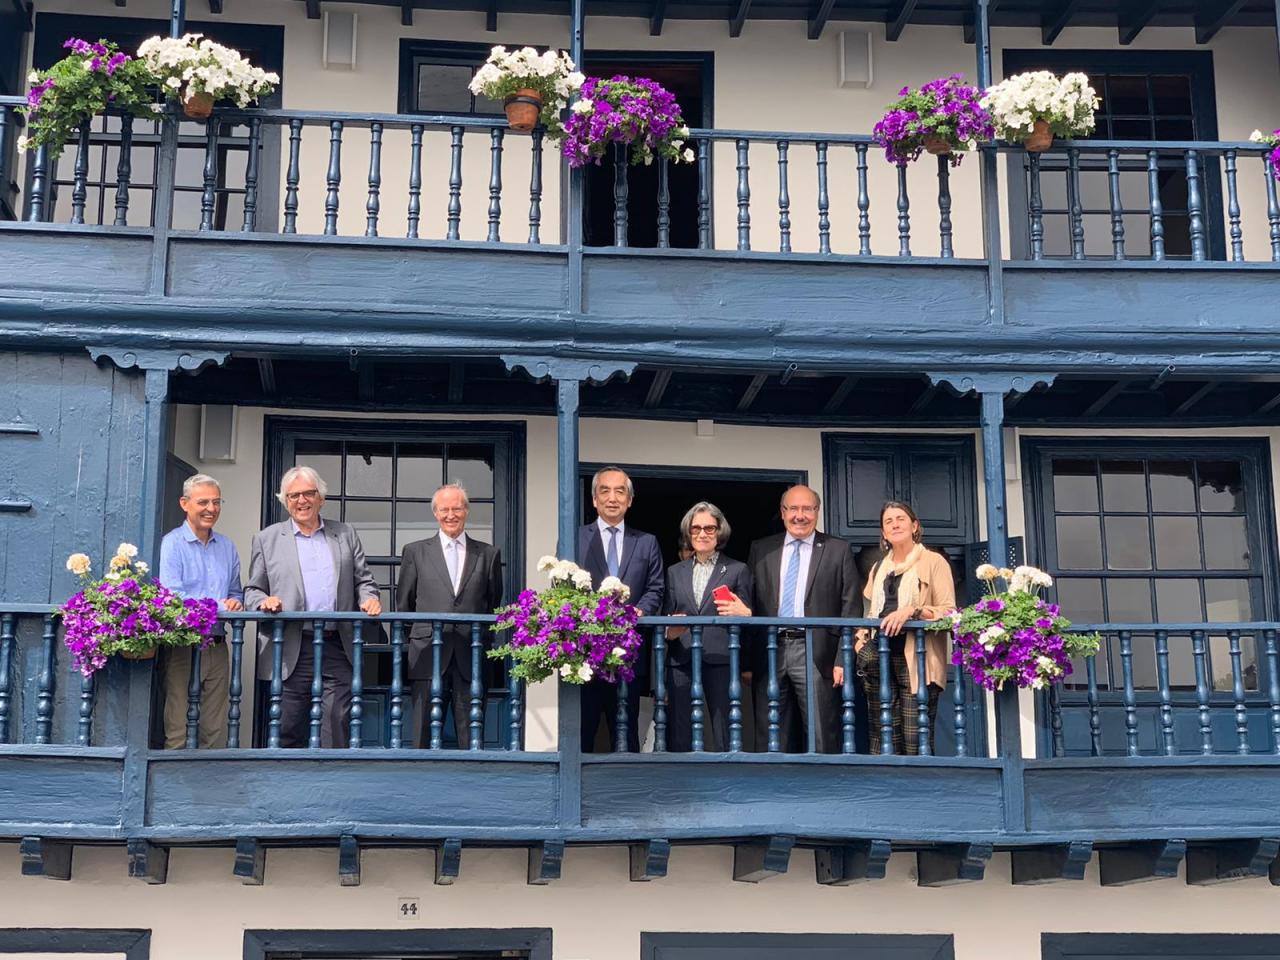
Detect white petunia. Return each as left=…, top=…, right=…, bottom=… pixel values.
left=559, top=663, right=573, bottom=678
left=682, top=148, right=694, bottom=163
left=571, top=99, right=594, bottom=114
left=575, top=663, right=593, bottom=682
left=165, top=77, right=181, bottom=89
left=1250, top=129, right=1267, bottom=143
left=27, top=70, right=38, bottom=83
left=611, top=646, right=625, bottom=658
left=134, top=561, right=149, bottom=576
left=537, top=555, right=559, bottom=571
left=16, top=135, right=29, bottom=154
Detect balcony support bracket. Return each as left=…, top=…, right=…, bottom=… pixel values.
left=733, top=835, right=794, bottom=883
left=528, top=840, right=565, bottom=885
left=815, top=839, right=892, bottom=884
left=127, top=839, right=169, bottom=884
left=1098, top=839, right=1186, bottom=886
left=1011, top=841, right=1092, bottom=884
left=435, top=839, right=462, bottom=885
left=1186, top=838, right=1280, bottom=885
left=339, top=834, right=361, bottom=886
left=917, top=842, right=993, bottom=886
left=19, top=837, right=72, bottom=881
left=234, top=838, right=266, bottom=885
left=629, top=839, right=671, bottom=881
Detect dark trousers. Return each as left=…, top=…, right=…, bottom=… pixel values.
left=667, top=660, right=731, bottom=752
left=279, top=637, right=351, bottom=749
left=857, top=639, right=941, bottom=755
left=411, top=663, right=486, bottom=749
left=752, top=635, right=839, bottom=753
left=581, top=679, right=641, bottom=752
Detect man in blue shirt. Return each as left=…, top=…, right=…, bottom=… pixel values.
left=159, top=473, right=244, bottom=749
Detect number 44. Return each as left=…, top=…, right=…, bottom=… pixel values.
left=398, top=898, right=420, bottom=920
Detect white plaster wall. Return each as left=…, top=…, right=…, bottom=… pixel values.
left=2, top=844, right=1280, bottom=960
left=25, top=1, right=1280, bottom=261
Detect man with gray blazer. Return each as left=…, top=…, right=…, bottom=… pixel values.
left=244, top=465, right=381, bottom=748
left=396, top=482, right=504, bottom=749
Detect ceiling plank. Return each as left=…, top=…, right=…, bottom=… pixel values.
left=305, top=0, right=321, bottom=19
left=729, top=0, right=752, bottom=38
left=822, top=376, right=858, bottom=415
left=1041, top=0, right=1083, bottom=45
left=448, top=362, right=465, bottom=405
left=257, top=359, right=277, bottom=396
left=1083, top=380, right=1128, bottom=417
left=650, top=0, right=667, bottom=36
left=736, top=373, right=768, bottom=412
left=401, top=0, right=414, bottom=26
left=886, top=0, right=920, bottom=42
left=1255, top=389, right=1280, bottom=416
left=1117, top=0, right=1162, bottom=45
left=1172, top=381, right=1218, bottom=416
left=1194, top=0, right=1247, bottom=43
left=807, top=0, right=837, bottom=40
left=486, top=0, right=498, bottom=31
left=644, top=369, right=673, bottom=408
left=908, top=384, right=937, bottom=415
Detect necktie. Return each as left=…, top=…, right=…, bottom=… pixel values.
left=445, top=538, right=459, bottom=593
left=607, top=526, right=620, bottom=578
left=780, top=539, right=802, bottom=617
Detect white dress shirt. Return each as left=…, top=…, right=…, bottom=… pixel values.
left=439, top=531, right=468, bottom=594
left=776, top=532, right=816, bottom=617
left=596, top=517, right=626, bottom=567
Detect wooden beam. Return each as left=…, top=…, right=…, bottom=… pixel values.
left=114, top=0, right=126, bottom=5
left=339, top=834, right=361, bottom=886
left=1186, top=838, right=1280, bottom=885
left=886, top=0, right=919, bottom=41
left=1083, top=380, right=1128, bottom=417
left=449, top=361, right=465, bottom=405
left=909, top=384, right=938, bottom=415
left=486, top=0, right=498, bottom=32
left=1195, top=0, right=1247, bottom=42
left=1041, top=0, right=1083, bottom=45
left=1172, top=381, right=1218, bottom=416
left=917, top=843, right=992, bottom=886
left=733, top=836, right=794, bottom=882
left=822, top=376, right=858, bottom=415
left=358, top=363, right=375, bottom=404
left=208, top=0, right=224, bottom=12
left=629, top=839, right=671, bottom=881
left=1098, top=839, right=1185, bottom=886
left=649, top=0, right=667, bottom=35
left=1011, top=842, right=1092, bottom=885
left=815, top=839, right=892, bottom=884
left=305, top=0, right=321, bottom=18
left=401, top=0, right=414, bottom=25
left=1118, top=0, right=1162, bottom=44
left=808, top=0, right=837, bottom=40
left=1271, top=853, right=1280, bottom=886
left=729, top=0, right=752, bottom=38
left=645, top=369, right=673, bottom=408
left=234, top=838, right=266, bottom=885
left=127, top=839, right=169, bottom=884
left=528, top=840, right=564, bottom=884
left=1258, top=388, right=1280, bottom=416
left=19, top=837, right=72, bottom=881
left=257, top=358, right=276, bottom=396
left=736, top=373, right=768, bottom=412
left=434, top=839, right=462, bottom=885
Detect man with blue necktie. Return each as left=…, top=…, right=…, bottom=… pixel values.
left=747, top=484, right=858, bottom=753
left=577, top=466, right=664, bottom=752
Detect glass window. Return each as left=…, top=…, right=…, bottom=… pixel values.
left=405, top=45, right=514, bottom=116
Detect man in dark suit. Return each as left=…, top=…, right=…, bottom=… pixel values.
left=397, top=482, right=504, bottom=749
left=577, top=466, right=664, bottom=752
left=747, top=484, right=858, bottom=754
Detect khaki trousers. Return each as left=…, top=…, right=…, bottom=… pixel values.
left=162, top=642, right=230, bottom=749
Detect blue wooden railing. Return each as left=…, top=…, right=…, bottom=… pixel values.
left=3, top=95, right=1276, bottom=263
left=4, top=604, right=1279, bottom=759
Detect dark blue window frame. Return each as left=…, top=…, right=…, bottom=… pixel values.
left=1043, top=933, right=1280, bottom=959
left=0, top=929, right=150, bottom=958
left=243, top=927, right=551, bottom=960
left=641, top=932, right=955, bottom=960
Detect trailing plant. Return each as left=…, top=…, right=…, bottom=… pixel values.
left=559, top=75, right=693, bottom=168
left=981, top=71, right=1099, bottom=143
left=137, top=33, right=279, bottom=108
left=872, top=74, right=994, bottom=166
left=1251, top=128, right=1280, bottom=181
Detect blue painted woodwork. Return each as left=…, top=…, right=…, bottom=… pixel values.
left=435, top=837, right=462, bottom=884
left=1009, top=840, right=1092, bottom=884
left=1097, top=838, right=1186, bottom=885
left=916, top=842, right=992, bottom=885
left=242, top=928, right=552, bottom=960
left=1186, top=837, right=1280, bottom=884
left=126, top=838, right=168, bottom=884
left=813, top=838, right=892, bottom=884
left=233, top=837, right=266, bottom=885
left=732, top=835, right=793, bottom=882
left=1042, top=934, right=1280, bottom=959
left=641, top=933, right=954, bottom=960
left=0, top=928, right=150, bottom=957
left=629, top=838, right=670, bottom=881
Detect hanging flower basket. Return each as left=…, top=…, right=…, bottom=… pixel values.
left=980, top=71, right=1098, bottom=153
left=923, top=136, right=952, bottom=156
left=503, top=87, right=543, bottom=133
left=183, top=90, right=214, bottom=120
left=468, top=46, right=583, bottom=136
left=1251, top=128, right=1280, bottom=181
left=872, top=74, right=994, bottom=168
left=1024, top=119, right=1054, bottom=153
left=558, top=75, right=694, bottom=169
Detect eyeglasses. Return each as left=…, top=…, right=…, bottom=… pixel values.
left=782, top=504, right=818, bottom=515
left=185, top=497, right=225, bottom=508
left=689, top=524, right=720, bottom=535
left=285, top=489, right=321, bottom=503
left=435, top=507, right=468, bottom=516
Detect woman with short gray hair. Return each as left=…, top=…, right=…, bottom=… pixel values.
left=662, top=501, right=753, bottom=752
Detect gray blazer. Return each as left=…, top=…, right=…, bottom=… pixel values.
left=243, top=519, right=379, bottom=681
left=396, top=534, right=504, bottom=682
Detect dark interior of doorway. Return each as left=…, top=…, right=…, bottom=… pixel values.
left=581, top=56, right=710, bottom=249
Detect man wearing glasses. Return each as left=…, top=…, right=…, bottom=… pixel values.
left=244, top=465, right=381, bottom=748
left=158, top=473, right=243, bottom=749
left=746, top=484, right=858, bottom=753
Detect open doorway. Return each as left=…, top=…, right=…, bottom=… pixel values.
left=580, top=52, right=713, bottom=249
left=579, top=464, right=803, bottom=566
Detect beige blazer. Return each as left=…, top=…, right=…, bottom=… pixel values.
left=855, top=548, right=957, bottom=691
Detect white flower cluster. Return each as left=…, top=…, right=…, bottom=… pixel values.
left=980, top=71, right=1098, bottom=142
left=1251, top=129, right=1280, bottom=147
left=559, top=662, right=593, bottom=681
left=138, top=34, right=279, bottom=108
left=974, top=562, right=1053, bottom=594
left=535, top=555, right=631, bottom=598
left=468, top=45, right=583, bottom=104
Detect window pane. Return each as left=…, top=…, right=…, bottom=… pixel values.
left=1203, top=578, right=1252, bottom=622
left=1112, top=117, right=1153, bottom=140
left=1101, top=460, right=1147, bottom=511
left=849, top=457, right=891, bottom=524
left=1057, top=578, right=1104, bottom=620
left=416, top=62, right=473, bottom=113
left=344, top=499, right=393, bottom=556
left=398, top=444, right=444, bottom=496
left=1150, top=75, right=1191, bottom=114
left=1209, top=633, right=1257, bottom=692
left=465, top=502, right=496, bottom=544
left=1155, top=116, right=1194, bottom=141
left=1198, top=460, right=1244, bottom=512
left=395, top=500, right=436, bottom=551
left=1104, top=515, right=1152, bottom=570
left=1202, top=515, right=1250, bottom=569
left=1128, top=633, right=1157, bottom=689
left=1057, top=516, right=1103, bottom=569
left=294, top=441, right=343, bottom=494
left=1153, top=515, right=1201, bottom=569
left=346, top=442, right=394, bottom=497
left=1154, top=578, right=1203, bottom=622
left=1105, top=578, right=1152, bottom=621
left=447, top=445, right=495, bottom=498
left=1167, top=634, right=1196, bottom=689
left=1149, top=460, right=1195, bottom=512
left=1105, top=75, right=1149, bottom=114
left=1052, top=459, right=1098, bottom=512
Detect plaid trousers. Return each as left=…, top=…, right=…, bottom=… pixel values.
left=856, top=639, right=941, bottom=755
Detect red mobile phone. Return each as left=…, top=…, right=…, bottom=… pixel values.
left=712, top=585, right=733, bottom=603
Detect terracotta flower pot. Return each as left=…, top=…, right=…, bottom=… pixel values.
left=1024, top=118, right=1053, bottom=153
left=923, top=135, right=952, bottom=156
left=120, top=647, right=157, bottom=660
left=503, top=88, right=543, bottom=133
left=183, top=91, right=214, bottom=120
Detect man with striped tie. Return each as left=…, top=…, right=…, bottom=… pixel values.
left=747, top=484, right=859, bottom=753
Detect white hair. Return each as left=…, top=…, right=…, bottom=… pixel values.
left=592, top=466, right=635, bottom=500
left=182, top=473, right=221, bottom=497
left=431, top=481, right=470, bottom=509
left=277, top=465, right=328, bottom=505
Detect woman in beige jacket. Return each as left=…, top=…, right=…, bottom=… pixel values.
left=853, top=501, right=957, bottom=755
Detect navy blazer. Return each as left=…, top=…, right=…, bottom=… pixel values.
left=577, top=522, right=665, bottom=616
left=662, top=554, right=753, bottom=665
